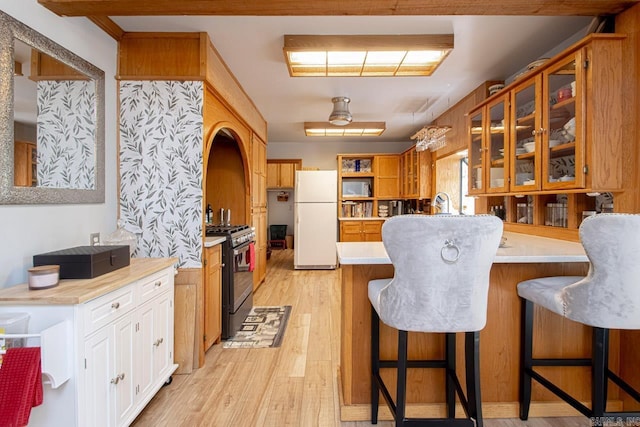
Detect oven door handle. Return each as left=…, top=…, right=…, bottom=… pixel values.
left=232, top=241, right=251, bottom=256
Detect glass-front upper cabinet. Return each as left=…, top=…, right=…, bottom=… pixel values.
left=468, top=108, right=484, bottom=194
left=542, top=50, right=584, bottom=190
left=510, top=76, right=541, bottom=192
left=486, top=95, right=509, bottom=193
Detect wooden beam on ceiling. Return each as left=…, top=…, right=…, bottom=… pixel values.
left=87, top=16, right=124, bottom=40
left=37, top=0, right=639, bottom=17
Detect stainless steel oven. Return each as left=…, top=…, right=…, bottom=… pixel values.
left=231, top=240, right=253, bottom=313
left=206, top=224, right=255, bottom=339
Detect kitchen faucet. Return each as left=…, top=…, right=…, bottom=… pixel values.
left=434, top=192, right=451, bottom=214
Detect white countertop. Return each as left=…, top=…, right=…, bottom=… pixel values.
left=336, top=231, right=589, bottom=265
left=204, top=236, right=227, bottom=248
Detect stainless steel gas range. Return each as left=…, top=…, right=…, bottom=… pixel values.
left=205, top=224, right=256, bottom=339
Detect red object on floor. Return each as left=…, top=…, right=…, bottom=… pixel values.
left=0, top=347, right=43, bottom=427
left=248, top=242, right=256, bottom=272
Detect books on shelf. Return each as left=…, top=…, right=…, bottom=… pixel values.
left=341, top=201, right=373, bottom=218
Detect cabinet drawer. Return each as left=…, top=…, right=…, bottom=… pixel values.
left=139, top=269, right=172, bottom=303
left=83, top=286, right=135, bottom=336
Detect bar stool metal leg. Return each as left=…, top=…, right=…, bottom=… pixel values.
left=371, top=306, right=380, bottom=424
left=445, top=333, right=456, bottom=419
left=396, top=330, right=409, bottom=427
left=519, top=299, right=534, bottom=420
left=592, top=327, right=609, bottom=417
left=465, top=331, right=483, bottom=427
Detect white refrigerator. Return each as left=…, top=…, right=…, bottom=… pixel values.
left=294, top=170, right=338, bottom=269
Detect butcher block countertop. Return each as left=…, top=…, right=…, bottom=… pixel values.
left=0, top=257, right=177, bottom=305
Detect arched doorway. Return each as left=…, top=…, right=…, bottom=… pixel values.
left=205, top=128, right=247, bottom=225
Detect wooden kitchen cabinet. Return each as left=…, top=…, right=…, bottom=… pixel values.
left=470, top=34, right=623, bottom=197
left=204, top=244, right=222, bottom=351
left=468, top=92, right=510, bottom=195
left=252, top=135, right=267, bottom=290
left=339, top=220, right=383, bottom=242
left=338, top=154, right=375, bottom=218
left=374, top=155, right=400, bottom=198
left=13, top=140, right=37, bottom=186
left=266, top=159, right=301, bottom=189
left=468, top=34, right=624, bottom=240
left=399, top=147, right=432, bottom=199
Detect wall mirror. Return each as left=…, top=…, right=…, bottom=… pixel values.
left=0, top=11, right=105, bottom=204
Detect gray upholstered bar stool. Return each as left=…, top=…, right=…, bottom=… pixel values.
left=518, top=213, right=640, bottom=422
left=369, top=215, right=503, bottom=427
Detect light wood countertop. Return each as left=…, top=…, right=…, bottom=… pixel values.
left=0, top=257, right=177, bottom=305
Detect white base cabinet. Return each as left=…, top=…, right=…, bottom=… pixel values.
left=80, top=266, right=177, bottom=427
left=0, top=259, right=178, bottom=427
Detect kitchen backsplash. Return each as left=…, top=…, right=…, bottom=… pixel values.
left=119, top=81, right=204, bottom=268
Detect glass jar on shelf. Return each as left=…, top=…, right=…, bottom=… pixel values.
left=103, top=219, right=138, bottom=256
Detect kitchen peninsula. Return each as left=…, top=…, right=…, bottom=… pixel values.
left=336, top=231, right=618, bottom=421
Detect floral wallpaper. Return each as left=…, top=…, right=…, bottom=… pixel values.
left=119, top=81, right=204, bottom=268
left=37, top=80, right=96, bottom=189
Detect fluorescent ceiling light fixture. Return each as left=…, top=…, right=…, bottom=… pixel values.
left=304, top=122, right=386, bottom=137
left=284, top=34, right=453, bottom=77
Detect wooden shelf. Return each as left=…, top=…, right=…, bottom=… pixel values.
left=516, top=152, right=535, bottom=160
left=553, top=69, right=577, bottom=75
left=341, top=196, right=374, bottom=201
left=551, top=97, right=575, bottom=110
left=491, top=158, right=505, bottom=167
left=341, top=172, right=374, bottom=178
left=549, top=141, right=576, bottom=155
left=516, top=113, right=535, bottom=126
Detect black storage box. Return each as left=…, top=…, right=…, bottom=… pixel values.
left=33, top=245, right=130, bottom=279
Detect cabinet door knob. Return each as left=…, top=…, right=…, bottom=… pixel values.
left=154, top=280, right=162, bottom=287
left=111, top=302, right=120, bottom=309
left=111, top=376, right=120, bottom=384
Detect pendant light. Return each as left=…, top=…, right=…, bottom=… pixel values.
left=329, top=97, right=352, bottom=126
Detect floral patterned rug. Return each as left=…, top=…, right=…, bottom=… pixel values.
left=222, top=306, right=292, bottom=349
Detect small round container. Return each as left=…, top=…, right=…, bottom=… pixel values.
left=488, top=84, right=505, bottom=95
left=601, top=203, right=614, bottom=213
left=28, top=265, right=60, bottom=290
left=557, top=87, right=571, bottom=101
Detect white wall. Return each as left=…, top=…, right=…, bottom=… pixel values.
left=267, top=190, right=294, bottom=237
left=0, top=2, right=118, bottom=287
left=266, top=140, right=414, bottom=235
left=267, top=140, right=414, bottom=170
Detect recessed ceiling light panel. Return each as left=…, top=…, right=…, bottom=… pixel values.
left=304, top=122, right=386, bottom=137
left=284, top=34, right=453, bottom=77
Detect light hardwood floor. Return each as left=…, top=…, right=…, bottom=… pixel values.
left=132, top=249, right=591, bottom=427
